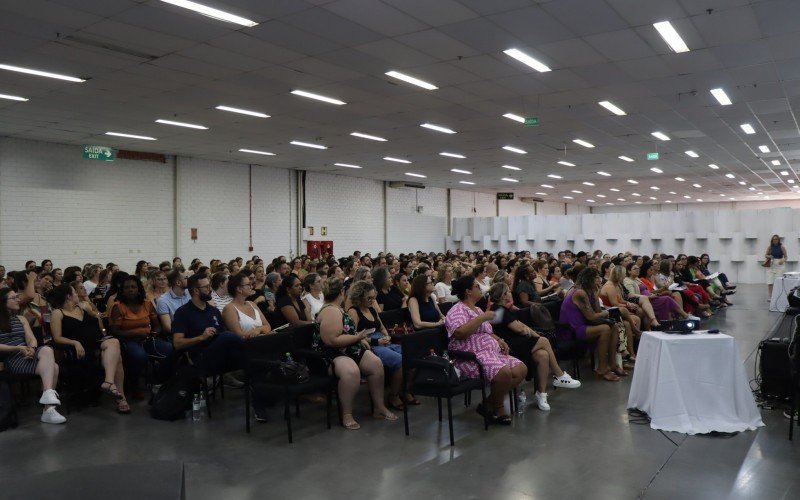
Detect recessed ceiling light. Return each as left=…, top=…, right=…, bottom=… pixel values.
left=619, top=156, right=634, bottom=162
left=725, top=173, right=735, bottom=179
left=502, top=145, right=527, bottom=154
left=334, top=163, right=360, bottom=169
left=627, top=179, right=639, bottom=184
left=547, top=174, right=562, bottom=179
left=155, top=119, right=208, bottom=130
left=692, top=183, right=701, bottom=188
left=451, top=168, right=472, bottom=174
left=650, top=167, right=663, bottom=173
left=587, top=199, right=595, bottom=203
left=651, top=131, right=670, bottom=141
left=739, top=181, right=746, bottom=185
left=541, top=184, right=554, bottom=189
left=606, top=202, right=614, bottom=205
left=106, top=132, right=156, bottom=141
left=459, top=181, right=475, bottom=185
left=790, top=180, right=796, bottom=184
left=665, top=200, right=672, bottom=203
left=501, top=165, right=521, bottom=171
left=290, top=89, right=346, bottom=105
left=503, top=48, right=551, bottom=72
left=669, top=191, right=677, bottom=195
left=685, top=150, right=699, bottom=158
left=720, top=194, right=726, bottom=197
left=684, top=195, right=691, bottom=199
left=758, top=145, right=770, bottom=153
left=675, top=177, right=685, bottom=181
left=757, top=192, right=763, bottom=195
left=649, top=197, right=657, bottom=200
left=159, top=0, right=258, bottom=26
left=0, top=93, right=28, bottom=101
left=405, top=172, right=426, bottom=178
left=502, top=178, right=519, bottom=183
left=771, top=160, right=781, bottom=166
left=535, top=192, right=548, bottom=196
left=631, top=193, right=641, bottom=197
left=420, top=122, right=456, bottom=134
left=651, top=186, right=660, bottom=190
left=583, top=181, right=595, bottom=186
left=563, top=196, right=574, bottom=200
left=290, top=140, right=327, bottom=149
left=598, top=100, right=626, bottom=116
left=617, top=198, right=626, bottom=201
left=597, top=171, right=611, bottom=177
left=571, top=190, right=582, bottom=194
left=696, top=198, right=704, bottom=202
left=709, top=88, right=732, bottom=106
left=440, top=152, right=466, bottom=159
left=781, top=170, right=790, bottom=176
left=350, top=131, right=387, bottom=142
left=749, top=187, right=756, bottom=191
left=635, top=201, right=642, bottom=204
left=503, top=113, right=525, bottom=123
left=384, top=156, right=411, bottom=164
left=558, top=161, right=575, bottom=167
left=215, top=105, right=269, bottom=118
left=573, top=139, right=595, bottom=148
left=239, top=148, right=275, bottom=156
left=596, top=194, right=606, bottom=198
left=730, top=197, right=736, bottom=200
left=708, top=164, right=719, bottom=169
left=610, top=188, right=620, bottom=192
left=385, top=70, right=437, bottom=90
left=0, top=63, right=85, bottom=82
left=653, top=21, right=690, bottom=53
left=740, top=123, right=756, bottom=134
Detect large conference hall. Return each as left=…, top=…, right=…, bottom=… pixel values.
left=0, top=1, right=798, bottom=499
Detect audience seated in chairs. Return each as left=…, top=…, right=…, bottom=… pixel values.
left=156, top=270, right=191, bottom=334
left=623, top=263, right=695, bottom=322
left=313, top=277, right=397, bottom=430
left=211, top=271, right=232, bottom=312
left=487, top=283, right=580, bottom=411
left=49, top=284, right=130, bottom=414
left=434, top=264, right=458, bottom=304
left=376, top=271, right=408, bottom=312
left=408, top=275, right=445, bottom=330
left=145, top=270, right=168, bottom=305
left=109, top=276, right=174, bottom=398
left=274, top=274, right=312, bottom=327
left=263, top=272, right=281, bottom=312
left=221, top=273, right=272, bottom=339
left=559, top=268, right=624, bottom=382
left=445, top=276, right=527, bottom=425
left=301, top=273, right=324, bottom=320
left=11, top=271, right=50, bottom=342
left=0, top=288, right=65, bottom=424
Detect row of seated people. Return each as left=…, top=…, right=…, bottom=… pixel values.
left=0, top=248, right=733, bottom=427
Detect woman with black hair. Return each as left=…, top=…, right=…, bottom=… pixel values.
left=109, top=276, right=172, bottom=399
left=274, top=274, right=311, bottom=327
left=50, top=284, right=130, bottom=414
left=104, top=270, right=130, bottom=313
left=445, top=275, right=527, bottom=425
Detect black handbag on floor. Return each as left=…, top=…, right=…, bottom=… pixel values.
left=265, top=359, right=310, bottom=384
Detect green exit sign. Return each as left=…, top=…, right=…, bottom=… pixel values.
left=524, top=117, right=539, bottom=127
left=497, top=192, right=514, bottom=200
left=83, top=145, right=115, bottom=161
left=647, top=152, right=659, bottom=160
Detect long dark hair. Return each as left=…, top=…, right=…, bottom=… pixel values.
left=118, top=276, right=146, bottom=305
left=48, top=283, right=75, bottom=309
left=276, top=274, right=300, bottom=301
left=409, top=274, right=431, bottom=303
left=575, top=268, right=599, bottom=294
left=0, top=288, right=15, bottom=332
left=106, top=271, right=130, bottom=299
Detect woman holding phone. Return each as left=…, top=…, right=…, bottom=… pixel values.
left=313, top=277, right=397, bottom=430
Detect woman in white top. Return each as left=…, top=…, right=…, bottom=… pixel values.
left=211, top=272, right=233, bottom=312
left=301, top=273, right=325, bottom=319
left=222, top=273, right=272, bottom=338
left=434, top=263, right=458, bottom=304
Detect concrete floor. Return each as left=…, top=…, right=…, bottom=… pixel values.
left=1, top=284, right=798, bottom=499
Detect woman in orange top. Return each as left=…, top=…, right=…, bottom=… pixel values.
left=109, top=276, right=173, bottom=398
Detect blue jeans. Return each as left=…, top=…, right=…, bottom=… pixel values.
left=191, top=331, right=245, bottom=376
left=120, top=337, right=175, bottom=385
left=372, top=344, right=402, bottom=372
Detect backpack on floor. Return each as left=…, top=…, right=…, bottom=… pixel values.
left=0, top=379, right=19, bottom=432
left=150, top=365, right=200, bottom=421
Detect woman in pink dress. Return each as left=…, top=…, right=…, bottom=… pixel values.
left=445, top=276, right=527, bottom=425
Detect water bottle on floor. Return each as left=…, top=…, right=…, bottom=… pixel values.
left=517, top=389, right=527, bottom=414
left=192, top=393, right=201, bottom=422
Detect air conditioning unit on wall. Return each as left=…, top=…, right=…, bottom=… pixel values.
left=520, top=196, right=544, bottom=203
left=389, top=181, right=425, bottom=189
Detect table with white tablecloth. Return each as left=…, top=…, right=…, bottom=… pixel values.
left=769, top=276, right=800, bottom=312
left=627, top=331, right=764, bottom=435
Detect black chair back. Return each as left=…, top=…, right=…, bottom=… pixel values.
left=244, top=332, right=292, bottom=364
left=379, top=308, right=409, bottom=328
left=285, top=323, right=315, bottom=349
left=400, top=327, right=447, bottom=367
left=439, top=302, right=454, bottom=316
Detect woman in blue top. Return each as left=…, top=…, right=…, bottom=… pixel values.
left=765, top=234, right=788, bottom=300
left=407, top=275, right=444, bottom=330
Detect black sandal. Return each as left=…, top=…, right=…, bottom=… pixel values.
left=495, top=414, right=512, bottom=425
left=101, top=381, right=123, bottom=400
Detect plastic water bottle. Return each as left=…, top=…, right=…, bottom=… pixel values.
left=441, top=350, right=449, bottom=361
left=192, top=393, right=201, bottom=422
left=286, top=352, right=294, bottom=362
left=517, top=389, right=527, bottom=414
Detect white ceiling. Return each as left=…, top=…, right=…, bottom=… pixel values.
left=2, top=0, right=800, bottom=206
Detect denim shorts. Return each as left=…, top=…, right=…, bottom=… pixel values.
left=371, top=344, right=402, bottom=372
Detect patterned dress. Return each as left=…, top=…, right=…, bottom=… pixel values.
left=444, top=301, right=522, bottom=382
left=313, top=305, right=366, bottom=364
left=0, top=316, right=42, bottom=375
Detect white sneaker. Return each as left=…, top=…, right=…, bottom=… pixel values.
left=41, top=406, right=66, bottom=424
left=553, top=372, right=581, bottom=389
left=687, top=315, right=701, bottom=321
left=534, top=392, right=550, bottom=411
left=39, top=389, right=61, bottom=406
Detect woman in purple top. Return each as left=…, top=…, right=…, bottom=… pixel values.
left=445, top=276, right=527, bottom=425
left=559, top=268, right=623, bottom=382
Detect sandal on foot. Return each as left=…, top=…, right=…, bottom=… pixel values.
left=387, top=397, right=405, bottom=411
left=611, top=367, right=629, bottom=377
left=101, top=381, right=123, bottom=400
left=374, top=410, right=398, bottom=421
left=405, top=394, right=421, bottom=405
left=595, top=371, right=620, bottom=382
left=342, top=414, right=360, bottom=430
left=116, top=399, right=131, bottom=414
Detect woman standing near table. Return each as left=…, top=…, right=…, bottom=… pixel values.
left=765, top=234, right=787, bottom=300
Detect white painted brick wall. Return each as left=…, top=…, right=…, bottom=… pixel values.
left=0, top=137, right=174, bottom=272
left=304, top=171, right=384, bottom=256
left=386, top=185, right=447, bottom=252
left=450, top=189, right=496, bottom=218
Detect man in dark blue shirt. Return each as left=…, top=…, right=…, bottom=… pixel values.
left=172, top=274, right=244, bottom=377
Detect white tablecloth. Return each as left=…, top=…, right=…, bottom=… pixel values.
left=627, top=331, right=764, bottom=435
left=769, top=277, right=800, bottom=312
